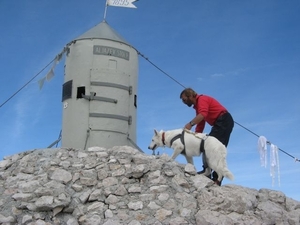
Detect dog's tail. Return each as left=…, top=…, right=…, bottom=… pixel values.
left=223, top=168, right=234, bottom=181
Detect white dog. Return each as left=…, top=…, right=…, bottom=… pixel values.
left=148, top=128, right=234, bottom=184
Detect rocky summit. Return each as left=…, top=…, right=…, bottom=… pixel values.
left=0, top=146, right=299, bottom=225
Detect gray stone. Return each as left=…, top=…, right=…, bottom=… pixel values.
left=34, top=196, right=55, bottom=211
left=0, top=146, right=299, bottom=224
left=49, top=168, right=72, bottom=184
left=128, top=201, right=143, bottom=210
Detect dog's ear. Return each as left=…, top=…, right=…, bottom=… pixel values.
left=154, top=129, right=158, bottom=135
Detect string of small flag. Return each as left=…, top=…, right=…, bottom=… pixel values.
left=0, top=58, right=56, bottom=109
left=37, top=46, right=67, bottom=90
left=38, top=60, right=56, bottom=90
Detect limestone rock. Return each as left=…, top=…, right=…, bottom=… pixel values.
left=0, top=146, right=299, bottom=224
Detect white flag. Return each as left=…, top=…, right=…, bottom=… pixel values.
left=46, top=68, right=54, bottom=81
left=38, top=77, right=46, bottom=90
left=106, top=0, right=137, bottom=8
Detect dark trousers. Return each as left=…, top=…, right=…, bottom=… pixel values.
left=209, top=112, right=234, bottom=147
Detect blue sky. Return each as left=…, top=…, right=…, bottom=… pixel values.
left=1, top=0, right=299, bottom=201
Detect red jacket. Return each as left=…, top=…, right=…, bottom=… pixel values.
left=193, top=94, right=227, bottom=133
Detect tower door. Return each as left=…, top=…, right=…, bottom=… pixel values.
left=87, top=66, right=131, bottom=147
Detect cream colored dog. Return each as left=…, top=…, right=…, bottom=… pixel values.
left=148, top=128, right=234, bottom=183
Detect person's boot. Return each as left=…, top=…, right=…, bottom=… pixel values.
left=212, top=171, right=223, bottom=186
left=214, top=180, right=221, bottom=186
left=197, top=166, right=211, bottom=179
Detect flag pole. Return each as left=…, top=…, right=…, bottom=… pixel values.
left=103, top=1, right=108, bottom=20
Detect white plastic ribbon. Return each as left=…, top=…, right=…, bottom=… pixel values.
left=258, top=136, right=268, bottom=167
left=270, top=144, right=280, bottom=187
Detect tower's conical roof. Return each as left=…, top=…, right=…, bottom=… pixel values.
left=75, top=20, right=130, bottom=46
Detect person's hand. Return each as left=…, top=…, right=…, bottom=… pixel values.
left=184, top=123, right=192, bottom=130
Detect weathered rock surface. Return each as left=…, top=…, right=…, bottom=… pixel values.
left=0, top=146, right=299, bottom=225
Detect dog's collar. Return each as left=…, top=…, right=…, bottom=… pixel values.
left=162, top=132, right=166, bottom=145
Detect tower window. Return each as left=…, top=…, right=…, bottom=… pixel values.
left=62, top=80, right=72, bottom=102
left=134, top=94, right=137, bottom=108
left=77, top=86, right=85, bottom=99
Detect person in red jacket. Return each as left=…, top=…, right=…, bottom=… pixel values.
left=180, top=88, right=234, bottom=185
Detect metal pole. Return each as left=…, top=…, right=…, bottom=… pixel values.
left=103, top=2, right=108, bottom=20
